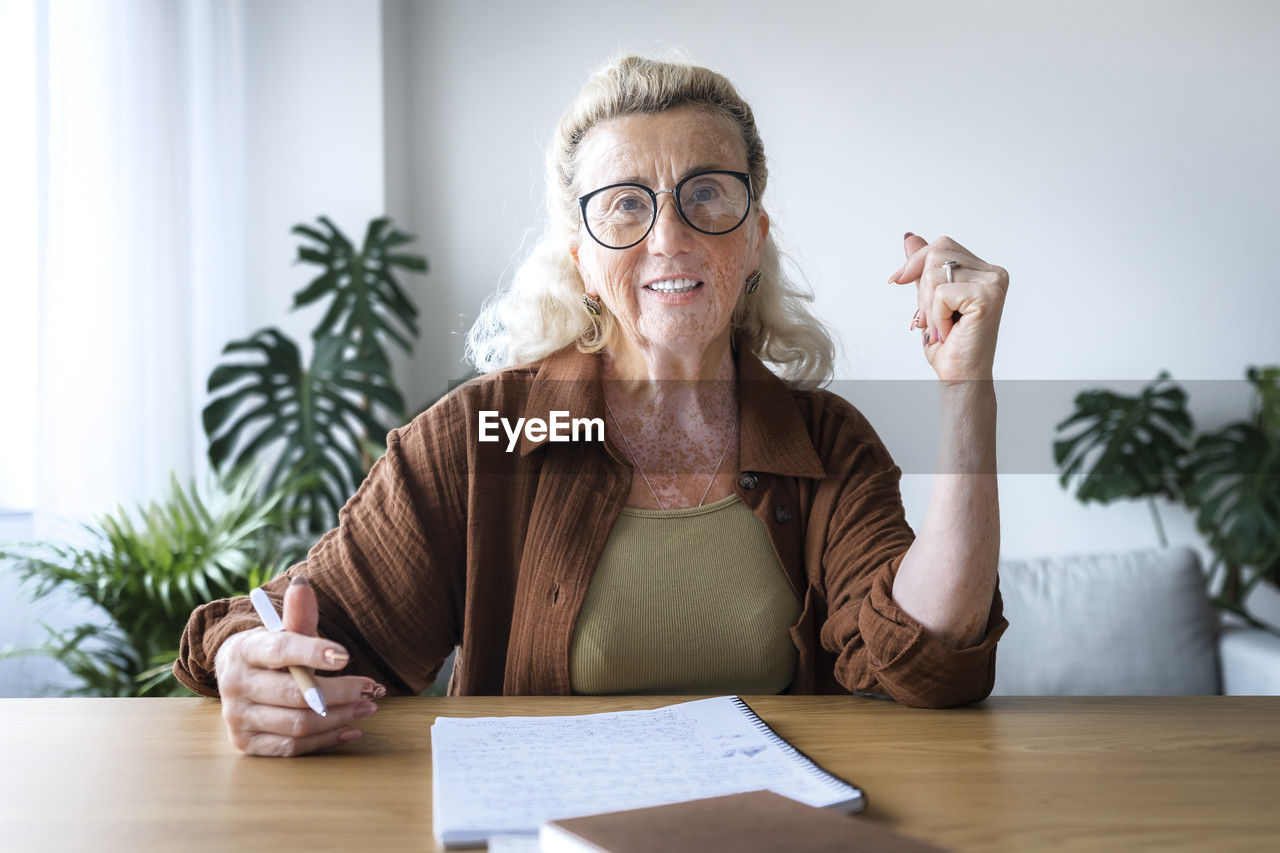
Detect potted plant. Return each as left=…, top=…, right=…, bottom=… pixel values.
left=0, top=471, right=305, bottom=695
left=2, top=215, right=430, bottom=695
left=1054, top=366, right=1280, bottom=631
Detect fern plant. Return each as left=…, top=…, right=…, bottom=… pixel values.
left=1055, top=366, right=1280, bottom=630
left=0, top=470, right=307, bottom=696
left=203, top=216, right=425, bottom=536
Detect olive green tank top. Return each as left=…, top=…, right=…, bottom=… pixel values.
left=569, top=494, right=802, bottom=695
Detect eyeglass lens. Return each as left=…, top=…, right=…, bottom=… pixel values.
left=583, top=172, right=750, bottom=249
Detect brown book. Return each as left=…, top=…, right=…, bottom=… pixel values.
left=539, top=789, right=950, bottom=853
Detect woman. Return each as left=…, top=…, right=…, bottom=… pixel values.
left=176, top=55, right=1009, bottom=757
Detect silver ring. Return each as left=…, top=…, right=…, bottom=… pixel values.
left=942, top=260, right=960, bottom=283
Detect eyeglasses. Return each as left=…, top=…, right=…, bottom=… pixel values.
left=578, top=170, right=753, bottom=250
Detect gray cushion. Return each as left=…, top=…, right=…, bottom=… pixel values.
left=992, top=547, right=1220, bottom=695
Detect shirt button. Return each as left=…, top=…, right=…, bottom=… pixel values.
left=774, top=505, right=792, bottom=523
left=738, top=472, right=759, bottom=490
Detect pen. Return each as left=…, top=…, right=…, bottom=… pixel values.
left=249, top=586, right=328, bottom=717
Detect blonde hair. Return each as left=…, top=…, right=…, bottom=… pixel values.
left=465, top=54, right=836, bottom=388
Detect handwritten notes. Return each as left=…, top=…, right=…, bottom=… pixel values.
left=430, top=696, right=864, bottom=848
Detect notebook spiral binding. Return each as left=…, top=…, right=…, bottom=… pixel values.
left=728, top=697, right=859, bottom=796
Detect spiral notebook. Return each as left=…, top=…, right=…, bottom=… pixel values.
left=430, top=696, right=865, bottom=849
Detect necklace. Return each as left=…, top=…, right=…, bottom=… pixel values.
left=604, top=397, right=736, bottom=511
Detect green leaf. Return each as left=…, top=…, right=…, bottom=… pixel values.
left=295, top=246, right=332, bottom=266
left=384, top=253, right=427, bottom=272
left=1053, top=374, right=1193, bottom=506
left=292, top=270, right=341, bottom=307
left=1184, top=422, right=1280, bottom=576
left=290, top=223, right=329, bottom=244
left=201, top=326, right=407, bottom=534
left=362, top=217, right=390, bottom=248
left=317, top=216, right=354, bottom=253
left=286, top=215, right=424, bottom=365
left=376, top=229, right=416, bottom=249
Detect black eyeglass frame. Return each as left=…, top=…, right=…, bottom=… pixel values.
left=577, top=169, right=755, bottom=250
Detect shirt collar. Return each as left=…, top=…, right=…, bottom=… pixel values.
left=518, top=340, right=826, bottom=480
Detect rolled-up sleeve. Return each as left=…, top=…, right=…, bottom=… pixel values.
left=858, top=567, right=1006, bottom=707
left=816, top=442, right=1007, bottom=708
left=174, top=392, right=470, bottom=698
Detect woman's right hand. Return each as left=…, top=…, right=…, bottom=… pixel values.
left=214, top=576, right=385, bottom=757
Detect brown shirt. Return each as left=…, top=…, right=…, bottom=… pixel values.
left=174, top=344, right=1007, bottom=707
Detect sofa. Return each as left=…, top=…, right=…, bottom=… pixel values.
left=992, top=546, right=1280, bottom=696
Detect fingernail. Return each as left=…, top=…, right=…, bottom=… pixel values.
left=289, top=575, right=310, bottom=587
left=372, top=684, right=387, bottom=699
left=322, top=647, right=349, bottom=667
left=908, top=309, right=921, bottom=330
left=354, top=701, right=378, bottom=719
left=903, top=231, right=915, bottom=242
left=888, top=268, right=903, bottom=284
left=930, top=327, right=939, bottom=345
left=338, top=728, right=362, bottom=744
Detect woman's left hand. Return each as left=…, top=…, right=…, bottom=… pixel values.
left=890, top=233, right=1009, bottom=383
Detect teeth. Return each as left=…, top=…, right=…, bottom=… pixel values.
left=648, top=278, right=701, bottom=293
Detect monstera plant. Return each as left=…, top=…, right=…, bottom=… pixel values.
left=1054, top=367, right=1280, bottom=630
left=204, top=216, right=426, bottom=535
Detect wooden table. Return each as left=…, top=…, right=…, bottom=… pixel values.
left=1, top=696, right=1276, bottom=851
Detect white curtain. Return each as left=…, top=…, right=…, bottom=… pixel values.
left=0, top=0, right=248, bottom=532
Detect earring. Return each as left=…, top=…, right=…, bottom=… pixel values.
left=582, top=293, right=601, bottom=316
left=745, top=270, right=762, bottom=294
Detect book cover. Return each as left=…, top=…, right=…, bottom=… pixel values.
left=540, top=790, right=949, bottom=853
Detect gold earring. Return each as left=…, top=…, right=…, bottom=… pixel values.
left=582, top=293, right=601, bottom=316
left=745, top=271, right=762, bottom=294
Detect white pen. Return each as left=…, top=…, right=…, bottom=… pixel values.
left=249, top=586, right=328, bottom=717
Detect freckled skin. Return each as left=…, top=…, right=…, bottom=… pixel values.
left=604, top=377, right=740, bottom=510
left=572, top=107, right=768, bottom=509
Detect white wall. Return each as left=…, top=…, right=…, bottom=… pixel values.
left=391, top=0, right=1280, bottom=621
left=239, top=0, right=387, bottom=347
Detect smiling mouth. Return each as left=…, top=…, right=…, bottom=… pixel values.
left=645, top=278, right=703, bottom=294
